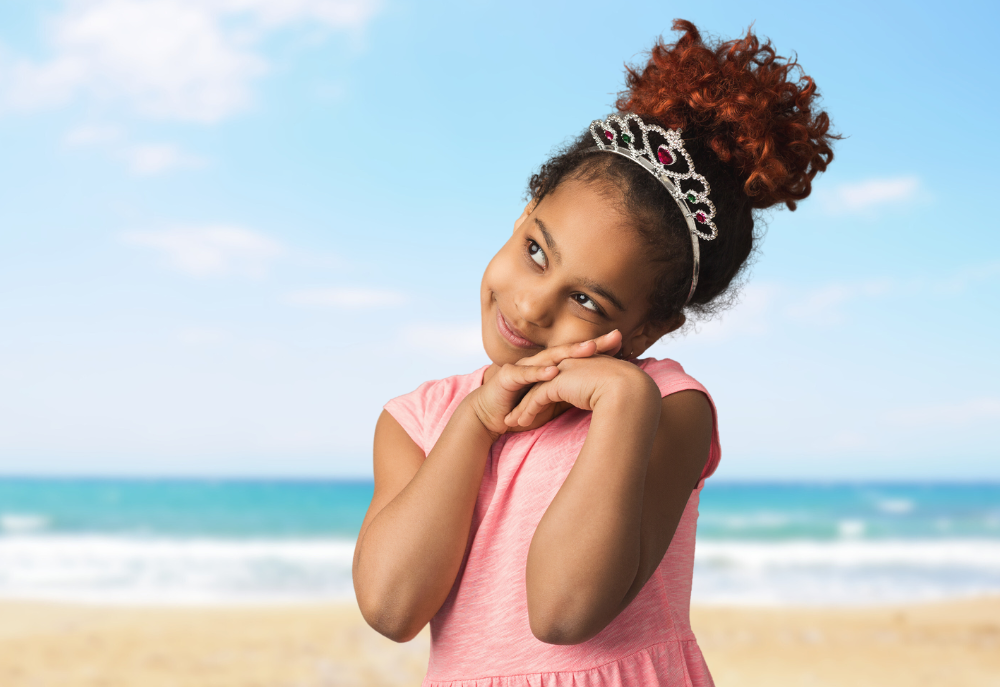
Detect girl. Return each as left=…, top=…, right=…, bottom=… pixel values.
left=353, top=20, right=835, bottom=686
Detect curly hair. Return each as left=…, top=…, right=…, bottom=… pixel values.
left=527, top=20, right=838, bottom=323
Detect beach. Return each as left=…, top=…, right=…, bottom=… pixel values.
left=1, top=598, right=997, bottom=687
left=3, top=479, right=998, bottom=684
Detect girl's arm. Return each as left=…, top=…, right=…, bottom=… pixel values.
left=353, top=333, right=621, bottom=642
left=352, top=401, right=496, bottom=642
left=511, top=360, right=713, bottom=644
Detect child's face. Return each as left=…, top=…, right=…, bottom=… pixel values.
left=480, top=178, right=671, bottom=366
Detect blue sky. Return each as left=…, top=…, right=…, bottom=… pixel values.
left=0, top=0, right=997, bottom=480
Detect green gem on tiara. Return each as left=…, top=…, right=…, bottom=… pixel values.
left=587, top=113, right=720, bottom=248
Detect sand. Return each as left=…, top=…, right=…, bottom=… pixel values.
left=692, top=600, right=1000, bottom=687
left=0, top=598, right=997, bottom=687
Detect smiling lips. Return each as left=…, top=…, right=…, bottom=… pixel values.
left=496, top=308, right=538, bottom=349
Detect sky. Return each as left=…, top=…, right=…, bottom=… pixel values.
left=0, top=0, right=997, bottom=480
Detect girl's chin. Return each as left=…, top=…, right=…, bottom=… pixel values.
left=484, top=348, right=521, bottom=367
left=479, top=329, right=511, bottom=366
left=483, top=337, right=526, bottom=366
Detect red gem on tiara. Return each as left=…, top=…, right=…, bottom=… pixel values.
left=589, top=114, right=719, bottom=243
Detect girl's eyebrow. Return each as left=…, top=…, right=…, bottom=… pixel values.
left=534, top=218, right=562, bottom=264
left=535, top=218, right=627, bottom=313
left=580, top=277, right=627, bottom=313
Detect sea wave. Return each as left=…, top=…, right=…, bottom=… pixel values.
left=0, top=513, right=50, bottom=535
left=692, top=539, right=1000, bottom=606
left=0, top=535, right=357, bottom=605
left=1, top=534, right=999, bottom=606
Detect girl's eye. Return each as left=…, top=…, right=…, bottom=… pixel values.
left=525, top=239, right=601, bottom=315
left=572, top=293, right=600, bottom=313
left=527, top=240, right=547, bottom=268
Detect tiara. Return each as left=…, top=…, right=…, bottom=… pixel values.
left=586, top=113, right=718, bottom=304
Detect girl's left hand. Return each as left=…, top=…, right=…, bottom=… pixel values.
left=504, top=355, right=656, bottom=428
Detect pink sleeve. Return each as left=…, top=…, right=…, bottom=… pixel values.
left=383, top=379, right=438, bottom=455
left=383, top=366, right=489, bottom=456
left=638, top=357, right=723, bottom=481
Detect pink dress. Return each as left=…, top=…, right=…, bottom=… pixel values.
left=384, top=357, right=721, bottom=687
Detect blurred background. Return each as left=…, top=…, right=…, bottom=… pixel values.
left=0, top=0, right=998, bottom=685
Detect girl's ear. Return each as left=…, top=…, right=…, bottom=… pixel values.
left=513, top=201, right=535, bottom=234
left=625, top=313, right=686, bottom=358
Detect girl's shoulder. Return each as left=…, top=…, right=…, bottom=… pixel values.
left=636, top=356, right=722, bottom=480
left=383, top=358, right=721, bottom=479
left=635, top=356, right=711, bottom=398
left=383, top=366, right=489, bottom=455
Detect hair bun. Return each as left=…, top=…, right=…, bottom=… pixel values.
left=617, top=19, right=837, bottom=210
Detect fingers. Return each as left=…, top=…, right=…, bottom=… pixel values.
left=516, top=329, right=622, bottom=368
left=504, top=381, right=559, bottom=427
left=594, top=329, right=623, bottom=356
left=495, top=363, right=559, bottom=392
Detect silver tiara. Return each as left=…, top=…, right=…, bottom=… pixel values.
left=586, top=113, right=718, bottom=304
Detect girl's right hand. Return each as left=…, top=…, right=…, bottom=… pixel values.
left=468, top=330, right=622, bottom=438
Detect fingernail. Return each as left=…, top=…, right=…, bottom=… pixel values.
left=577, top=341, right=589, bottom=348
left=546, top=366, right=557, bottom=373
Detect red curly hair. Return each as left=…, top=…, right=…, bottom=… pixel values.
left=618, top=19, right=835, bottom=210
left=527, top=20, right=837, bottom=321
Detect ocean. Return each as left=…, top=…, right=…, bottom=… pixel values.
left=1, top=479, right=998, bottom=606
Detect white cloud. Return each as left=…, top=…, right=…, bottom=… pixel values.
left=286, top=287, right=406, bottom=308
left=665, top=283, right=778, bottom=346
left=121, top=143, right=206, bottom=174
left=653, top=276, right=899, bottom=353
left=176, top=326, right=228, bottom=345
left=826, top=430, right=872, bottom=452
left=401, top=323, right=484, bottom=357
left=822, top=176, right=920, bottom=213
left=64, top=126, right=204, bottom=174
left=1, top=0, right=381, bottom=122
left=886, top=397, right=1000, bottom=429
left=64, top=124, right=122, bottom=146
left=4, top=0, right=264, bottom=121
left=785, top=279, right=892, bottom=326
left=655, top=262, right=997, bottom=349
left=928, top=260, right=1000, bottom=295
left=210, top=0, right=381, bottom=28
left=123, top=225, right=283, bottom=276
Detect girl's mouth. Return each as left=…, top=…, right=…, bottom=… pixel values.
left=496, top=307, right=539, bottom=349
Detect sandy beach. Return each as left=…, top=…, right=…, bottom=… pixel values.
left=0, top=598, right=997, bottom=687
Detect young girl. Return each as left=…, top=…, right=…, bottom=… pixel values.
left=353, top=20, right=835, bottom=686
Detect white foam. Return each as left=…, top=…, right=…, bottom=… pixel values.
left=836, top=519, right=866, bottom=538
left=877, top=498, right=915, bottom=514
left=3, top=535, right=1000, bottom=607
left=0, top=535, right=356, bottom=605
left=704, top=512, right=792, bottom=530
left=692, top=539, right=1000, bottom=606
left=0, top=513, right=49, bottom=534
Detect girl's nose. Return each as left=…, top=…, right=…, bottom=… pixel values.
left=515, top=287, right=554, bottom=329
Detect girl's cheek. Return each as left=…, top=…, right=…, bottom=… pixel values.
left=479, top=253, right=504, bottom=297
left=483, top=247, right=520, bottom=294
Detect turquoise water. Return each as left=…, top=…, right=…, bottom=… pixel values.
left=0, top=479, right=374, bottom=538
left=3, top=479, right=998, bottom=540
left=1, top=479, right=998, bottom=605
left=698, top=482, right=1000, bottom=541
